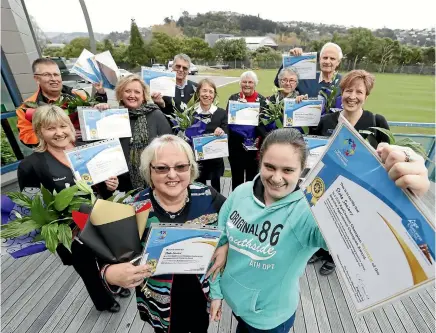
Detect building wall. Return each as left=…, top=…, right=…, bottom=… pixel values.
left=1, top=0, right=39, bottom=100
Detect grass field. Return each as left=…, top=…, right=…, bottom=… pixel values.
left=206, top=69, right=435, bottom=135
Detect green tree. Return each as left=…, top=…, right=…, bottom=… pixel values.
left=422, top=47, right=435, bottom=64
left=346, top=28, right=376, bottom=68
left=213, top=38, right=247, bottom=61
left=43, top=46, right=64, bottom=57
left=148, top=32, right=183, bottom=63
left=112, top=43, right=128, bottom=63
left=102, top=39, right=114, bottom=53
left=125, top=19, right=148, bottom=67
left=182, top=37, right=214, bottom=61
left=62, top=37, right=91, bottom=58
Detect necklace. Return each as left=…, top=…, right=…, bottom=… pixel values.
left=152, top=191, right=190, bottom=219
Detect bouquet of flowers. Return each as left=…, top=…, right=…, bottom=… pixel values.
left=318, top=75, right=342, bottom=114
left=260, top=88, right=285, bottom=131
left=23, top=89, right=98, bottom=130
left=166, top=96, right=209, bottom=143
left=0, top=180, right=136, bottom=257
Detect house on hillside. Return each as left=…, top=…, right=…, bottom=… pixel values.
left=205, top=34, right=278, bottom=50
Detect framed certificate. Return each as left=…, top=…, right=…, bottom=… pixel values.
left=302, top=116, right=435, bottom=313
left=283, top=99, right=322, bottom=127
left=283, top=52, right=317, bottom=80
left=64, top=138, right=129, bottom=185
left=228, top=101, right=260, bottom=126
left=140, top=224, right=222, bottom=276
left=78, top=107, right=132, bottom=141
left=141, top=67, right=176, bottom=97
left=193, top=134, right=229, bottom=161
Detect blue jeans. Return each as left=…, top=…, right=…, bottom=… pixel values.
left=235, top=313, right=296, bottom=333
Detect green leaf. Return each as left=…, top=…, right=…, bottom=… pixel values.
left=41, top=185, right=54, bottom=206
left=54, top=186, right=78, bottom=211
left=24, top=101, right=39, bottom=108
left=275, top=119, right=283, bottom=129
left=396, top=138, right=430, bottom=160
left=41, top=223, right=59, bottom=253
left=33, top=233, right=44, bottom=242
left=6, top=192, right=33, bottom=208
left=57, top=224, right=72, bottom=252
left=31, top=195, right=50, bottom=226
left=301, top=126, right=309, bottom=135
left=0, top=219, right=40, bottom=239
left=368, top=127, right=396, bottom=145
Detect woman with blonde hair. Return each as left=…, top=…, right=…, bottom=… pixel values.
left=17, top=104, right=126, bottom=313
left=103, top=134, right=227, bottom=333
left=95, top=74, right=172, bottom=190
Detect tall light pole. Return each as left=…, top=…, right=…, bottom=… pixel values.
left=79, top=0, right=97, bottom=54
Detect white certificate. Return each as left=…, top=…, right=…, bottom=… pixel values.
left=78, top=108, right=131, bottom=141
left=303, top=136, right=329, bottom=170
left=227, top=101, right=260, bottom=126
left=283, top=99, right=322, bottom=127
left=94, top=51, right=119, bottom=90
left=142, top=225, right=222, bottom=275
left=302, top=118, right=435, bottom=313
left=193, top=134, right=229, bottom=161
left=283, top=52, right=317, bottom=80
left=141, top=67, right=176, bottom=97
left=64, top=138, right=129, bottom=185
left=71, top=49, right=101, bottom=84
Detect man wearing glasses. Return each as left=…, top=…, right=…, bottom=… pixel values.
left=151, top=53, right=198, bottom=127
left=16, top=58, right=108, bottom=146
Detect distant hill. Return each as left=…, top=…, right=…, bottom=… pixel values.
left=46, top=32, right=107, bottom=43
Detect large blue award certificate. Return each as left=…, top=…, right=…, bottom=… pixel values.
left=78, top=108, right=131, bottom=141
left=302, top=116, right=435, bottom=313
left=228, top=101, right=260, bottom=126
left=283, top=52, right=317, bottom=80
left=64, top=138, right=129, bottom=185
left=283, top=99, right=323, bottom=127
left=141, top=224, right=222, bottom=275
left=141, top=67, right=176, bottom=97
left=193, top=134, right=229, bottom=161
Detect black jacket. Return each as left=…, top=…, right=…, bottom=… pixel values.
left=310, top=110, right=390, bottom=149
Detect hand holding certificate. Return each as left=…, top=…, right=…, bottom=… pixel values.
left=283, top=52, right=317, bottom=80
left=301, top=116, right=435, bottom=313
left=284, top=99, right=322, bottom=127
left=141, top=67, right=176, bottom=97
left=64, top=138, right=129, bottom=185
left=140, top=224, right=222, bottom=276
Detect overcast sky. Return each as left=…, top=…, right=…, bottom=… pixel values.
left=24, top=0, right=435, bottom=34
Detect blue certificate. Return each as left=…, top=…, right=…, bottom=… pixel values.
left=283, top=52, right=317, bottom=80
left=64, top=138, right=128, bottom=185
left=302, top=117, right=435, bottom=313
left=303, top=135, right=329, bottom=170
left=141, top=225, right=222, bottom=275
left=78, top=108, right=131, bottom=141
left=228, top=101, right=260, bottom=126
left=193, top=134, right=229, bottom=161
left=283, top=99, right=322, bottom=127
left=141, top=67, right=176, bottom=97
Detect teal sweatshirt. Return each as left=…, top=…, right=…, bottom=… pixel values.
left=209, top=176, right=327, bottom=329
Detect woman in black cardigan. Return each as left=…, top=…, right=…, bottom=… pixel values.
left=17, top=104, right=128, bottom=313
left=194, top=78, right=228, bottom=193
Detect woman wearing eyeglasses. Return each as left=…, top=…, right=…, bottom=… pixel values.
left=151, top=54, right=199, bottom=128
left=102, top=134, right=228, bottom=333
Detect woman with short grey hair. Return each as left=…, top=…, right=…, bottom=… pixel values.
left=102, top=134, right=228, bottom=333
left=226, top=70, right=267, bottom=190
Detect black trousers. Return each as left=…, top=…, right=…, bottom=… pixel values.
left=57, top=240, right=115, bottom=311
left=228, top=132, right=258, bottom=191
left=198, top=159, right=225, bottom=193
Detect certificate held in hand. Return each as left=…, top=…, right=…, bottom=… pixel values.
left=193, top=134, right=229, bottom=161
left=283, top=52, right=317, bottom=80
left=64, top=138, right=129, bottom=185
left=227, top=101, right=260, bottom=126
left=141, top=67, right=176, bottom=97
left=283, top=99, right=322, bottom=127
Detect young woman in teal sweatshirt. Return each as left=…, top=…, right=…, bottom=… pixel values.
left=208, top=128, right=431, bottom=333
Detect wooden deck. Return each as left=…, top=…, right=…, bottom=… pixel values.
left=1, top=177, right=435, bottom=333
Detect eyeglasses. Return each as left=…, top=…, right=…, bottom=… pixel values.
left=150, top=164, right=191, bottom=174
left=280, top=79, right=297, bottom=84
left=34, top=73, right=61, bottom=79
left=174, top=64, right=189, bottom=71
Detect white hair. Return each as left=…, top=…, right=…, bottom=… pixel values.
left=278, top=67, right=300, bottom=84
left=239, top=71, right=259, bottom=86
left=139, top=134, right=199, bottom=187
left=320, top=42, right=343, bottom=61
left=173, top=53, right=191, bottom=69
